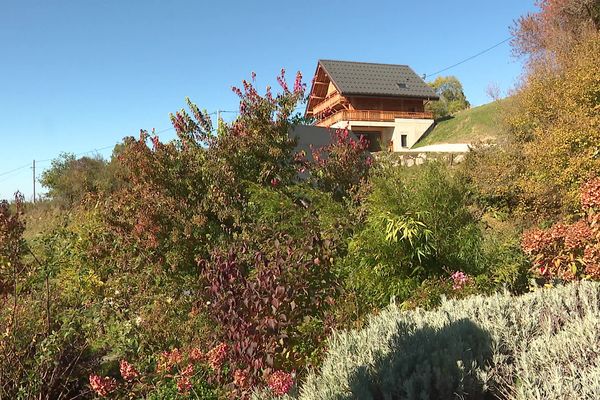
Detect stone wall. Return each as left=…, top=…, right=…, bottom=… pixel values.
left=374, top=151, right=466, bottom=167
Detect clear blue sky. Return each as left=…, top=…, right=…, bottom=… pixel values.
left=0, top=0, right=535, bottom=200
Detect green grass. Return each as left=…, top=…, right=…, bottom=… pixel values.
left=414, top=101, right=504, bottom=148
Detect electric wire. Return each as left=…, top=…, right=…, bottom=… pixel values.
left=425, top=36, right=513, bottom=78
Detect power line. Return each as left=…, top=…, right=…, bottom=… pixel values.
left=425, top=36, right=513, bottom=79
left=0, top=163, right=30, bottom=178
left=0, top=168, right=29, bottom=184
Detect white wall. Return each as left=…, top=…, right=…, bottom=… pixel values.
left=331, top=118, right=434, bottom=151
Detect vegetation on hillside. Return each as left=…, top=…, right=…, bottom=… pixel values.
left=415, top=100, right=504, bottom=147
left=0, top=1, right=599, bottom=398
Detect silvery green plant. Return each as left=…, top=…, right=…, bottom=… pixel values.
left=254, top=282, right=600, bottom=399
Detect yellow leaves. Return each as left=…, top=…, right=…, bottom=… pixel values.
left=506, top=33, right=600, bottom=216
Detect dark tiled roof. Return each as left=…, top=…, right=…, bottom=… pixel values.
left=319, top=60, right=439, bottom=100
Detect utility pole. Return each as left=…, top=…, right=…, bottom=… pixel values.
left=217, top=110, right=221, bottom=132
left=32, top=159, right=36, bottom=203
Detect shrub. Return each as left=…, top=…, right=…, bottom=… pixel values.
left=505, top=33, right=600, bottom=217
left=200, top=231, right=339, bottom=392
left=40, top=152, right=119, bottom=207
left=308, top=126, right=371, bottom=200
left=253, top=281, right=600, bottom=400
left=522, top=177, right=600, bottom=281
left=341, top=162, right=485, bottom=312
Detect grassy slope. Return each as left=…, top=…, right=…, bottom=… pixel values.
left=414, top=101, right=504, bottom=148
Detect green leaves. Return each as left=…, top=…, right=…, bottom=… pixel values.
left=381, top=212, right=435, bottom=264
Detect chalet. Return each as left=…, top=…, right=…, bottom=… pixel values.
left=305, top=60, right=438, bottom=151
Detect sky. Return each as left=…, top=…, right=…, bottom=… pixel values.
left=0, top=0, right=536, bottom=200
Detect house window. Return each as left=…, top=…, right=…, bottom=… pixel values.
left=401, top=134, right=408, bottom=148
left=356, top=131, right=382, bottom=152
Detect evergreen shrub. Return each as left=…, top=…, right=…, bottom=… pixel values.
left=254, top=282, right=600, bottom=399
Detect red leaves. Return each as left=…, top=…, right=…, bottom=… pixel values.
left=308, top=126, right=371, bottom=199
left=200, top=233, right=338, bottom=389
left=522, top=177, right=600, bottom=281
left=581, top=177, right=600, bottom=211
left=119, top=360, right=139, bottom=382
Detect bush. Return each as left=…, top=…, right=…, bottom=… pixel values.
left=254, top=281, right=600, bottom=400
left=308, top=126, right=371, bottom=200
left=341, top=162, right=486, bottom=312
left=522, top=177, right=600, bottom=281
left=200, top=231, right=339, bottom=392
left=40, top=152, right=119, bottom=207
left=503, top=33, right=600, bottom=217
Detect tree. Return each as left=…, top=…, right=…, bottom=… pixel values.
left=485, top=82, right=502, bottom=102
left=511, top=0, right=600, bottom=64
left=40, top=152, right=118, bottom=206
left=426, top=76, right=470, bottom=119
left=506, top=33, right=600, bottom=216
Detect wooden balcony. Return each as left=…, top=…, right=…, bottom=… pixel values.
left=311, top=91, right=345, bottom=116
left=316, top=109, right=433, bottom=127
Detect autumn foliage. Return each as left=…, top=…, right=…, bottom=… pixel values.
left=522, top=177, right=600, bottom=280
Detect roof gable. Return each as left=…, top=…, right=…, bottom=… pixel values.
left=318, top=60, right=438, bottom=99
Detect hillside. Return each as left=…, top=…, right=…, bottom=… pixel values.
left=414, top=100, right=504, bottom=148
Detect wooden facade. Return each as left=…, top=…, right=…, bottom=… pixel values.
left=305, top=63, right=433, bottom=128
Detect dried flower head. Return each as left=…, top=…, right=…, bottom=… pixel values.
left=268, top=370, right=294, bottom=396
left=89, top=374, right=118, bottom=397
left=207, top=342, right=228, bottom=370
left=119, top=360, right=139, bottom=382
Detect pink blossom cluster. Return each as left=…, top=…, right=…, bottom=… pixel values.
left=293, top=71, right=305, bottom=94
left=276, top=68, right=289, bottom=92
left=89, top=374, right=118, bottom=397
left=119, top=360, right=139, bottom=382
left=207, top=342, right=228, bottom=370
left=176, top=364, right=194, bottom=393
left=451, top=271, right=470, bottom=290
left=268, top=370, right=294, bottom=396
left=157, top=348, right=183, bottom=373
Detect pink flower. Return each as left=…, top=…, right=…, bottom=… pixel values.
left=177, top=376, right=192, bottom=393
left=451, top=271, right=470, bottom=290
left=207, top=343, right=228, bottom=370
left=119, top=360, right=139, bottom=382
left=89, top=374, right=118, bottom=397
left=293, top=71, right=304, bottom=94
left=268, top=371, right=294, bottom=396
left=189, top=348, right=204, bottom=363
left=180, top=363, right=194, bottom=378
left=157, top=348, right=183, bottom=373
left=271, top=178, right=280, bottom=187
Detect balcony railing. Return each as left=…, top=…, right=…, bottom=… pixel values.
left=311, top=91, right=343, bottom=116
left=316, top=109, right=433, bottom=127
